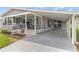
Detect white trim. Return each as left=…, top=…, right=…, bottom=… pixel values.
left=68, top=19, right=71, bottom=38
left=13, top=8, right=79, bottom=15
left=11, top=17, right=13, bottom=27
left=72, top=15, right=76, bottom=44
left=66, top=20, right=69, bottom=36
left=3, top=12, right=32, bottom=18
left=34, top=15, right=37, bottom=35
left=41, top=16, right=43, bottom=29
left=66, top=20, right=71, bottom=38
left=25, top=14, right=27, bottom=34
left=6, top=18, right=8, bottom=25
left=31, top=13, right=42, bottom=17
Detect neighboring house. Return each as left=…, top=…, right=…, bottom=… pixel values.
left=1, top=8, right=78, bottom=44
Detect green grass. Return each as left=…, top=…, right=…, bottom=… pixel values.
left=0, top=34, right=16, bottom=48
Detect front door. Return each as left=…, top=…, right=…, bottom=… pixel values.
left=54, top=20, right=62, bottom=29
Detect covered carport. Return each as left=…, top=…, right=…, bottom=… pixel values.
left=22, top=10, right=77, bottom=51
left=31, top=10, right=76, bottom=44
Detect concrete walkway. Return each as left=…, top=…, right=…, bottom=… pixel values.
left=0, top=29, right=76, bottom=52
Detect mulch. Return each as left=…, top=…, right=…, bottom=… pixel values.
left=10, top=34, right=26, bottom=39
left=75, top=42, right=79, bottom=52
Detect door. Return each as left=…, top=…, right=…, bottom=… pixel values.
left=54, top=20, right=62, bottom=29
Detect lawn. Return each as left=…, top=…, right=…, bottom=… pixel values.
left=0, top=34, right=17, bottom=48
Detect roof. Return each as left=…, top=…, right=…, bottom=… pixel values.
left=13, top=7, right=79, bottom=15
left=2, top=7, right=79, bottom=21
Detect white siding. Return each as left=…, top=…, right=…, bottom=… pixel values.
left=61, top=21, right=66, bottom=29
left=0, top=18, right=3, bottom=28
left=43, top=17, right=49, bottom=30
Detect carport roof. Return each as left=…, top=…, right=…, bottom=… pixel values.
left=2, top=8, right=79, bottom=21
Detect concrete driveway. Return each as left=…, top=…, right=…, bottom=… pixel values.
left=0, top=29, right=76, bottom=52
left=0, top=40, right=70, bottom=52
left=23, top=29, right=76, bottom=52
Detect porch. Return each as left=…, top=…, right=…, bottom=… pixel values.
left=2, top=11, right=63, bottom=36
left=2, top=12, right=44, bottom=35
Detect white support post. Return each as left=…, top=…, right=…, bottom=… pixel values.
left=6, top=17, right=8, bottom=25
left=25, top=14, right=27, bottom=34
left=66, top=19, right=71, bottom=38
left=3, top=18, right=6, bottom=28
left=66, top=20, right=69, bottom=36
left=41, top=16, right=43, bottom=29
left=11, top=17, right=13, bottom=30
left=6, top=18, right=8, bottom=29
left=68, top=19, right=71, bottom=38
left=72, top=15, right=76, bottom=44
left=34, top=15, right=36, bottom=35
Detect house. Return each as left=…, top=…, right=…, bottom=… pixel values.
left=1, top=8, right=78, bottom=44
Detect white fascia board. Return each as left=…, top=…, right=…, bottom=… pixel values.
left=3, top=12, right=32, bottom=18
left=72, top=14, right=76, bottom=44
left=11, top=8, right=71, bottom=14
left=1, top=7, right=78, bottom=18
left=13, top=8, right=79, bottom=15
left=2, top=7, right=79, bottom=18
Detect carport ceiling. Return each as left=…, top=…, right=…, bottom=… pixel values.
left=34, top=11, right=72, bottom=21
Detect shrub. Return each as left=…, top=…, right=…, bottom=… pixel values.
left=70, top=28, right=79, bottom=42
left=1, top=30, right=11, bottom=34
left=76, top=29, right=79, bottom=42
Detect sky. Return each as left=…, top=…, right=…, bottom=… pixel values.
left=1, top=7, right=79, bottom=14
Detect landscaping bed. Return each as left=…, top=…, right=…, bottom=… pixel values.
left=10, top=33, right=26, bottom=39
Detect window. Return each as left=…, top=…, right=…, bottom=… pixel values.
left=36, top=16, right=41, bottom=29
left=13, top=17, right=16, bottom=23
left=8, top=17, right=12, bottom=25
left=48, top=19, right=51, bottom=28
left=36, top=17, right=39, bottom=25
left=3, top=18, right=7, bottom=25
